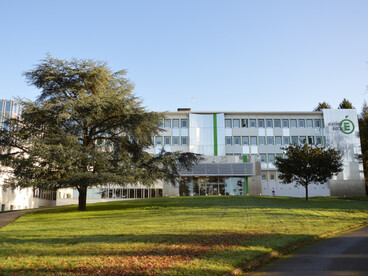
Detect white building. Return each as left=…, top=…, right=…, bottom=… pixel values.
left=1, top=104, right=366, bottom=210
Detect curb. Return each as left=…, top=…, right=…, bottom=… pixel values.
left=224, top=222, right=368, bottom=275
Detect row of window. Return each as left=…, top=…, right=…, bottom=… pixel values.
left=225, top=118, right=323, bottom=129
left=159, top=119, right=188, bottom=129
left=155, top=136, right=189, bottom=146
left=261, top=171, right=281, bottom=181
left=225, top=136, right=324, bottom=146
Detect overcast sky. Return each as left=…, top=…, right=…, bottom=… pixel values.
left=1, top=0, right=368, bottom=112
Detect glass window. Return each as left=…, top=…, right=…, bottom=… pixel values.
left=173, top=136, right=179, bottom=145
left=173, top=119, right=179, bottom=128
left=250, top=119, right=256, bottom=128
left=282, top=119, right=289, bottom=128
left=261, top=172, right=267, bottom=180
left=298, top=119, right=305, bottom=128
left=306, top=119, right=313, bottom=128
left=181, top=119, right=188, bottom=128
left=291, top=136, right=298, bottom=145
left=158, top=119, right=163, bottom=128
left=225, top=119, right=232, bottom=128
left=299, top=136, right=306, bottom=144
left=275, top=136, right=282, bottom=145
left=308, top=136, right=314, bottom=145
left=274, top=119, right=281, bottom=128
left=260, top=153, right=266, bottom=163
left=267, top=136, right=274, bottom=145
left=266, top=119, right=273, bottom=128
left=234, top=136, right=241, bottom=145
left=276, top=153, right=283, bottom=159
left=268, top=154, right=275, bottom=163
left=314, top=119, right=321, bottom=128
left=259, top=136, right=265, bottom=145
left=269, top=171, right=275, bottom=180
left=242, top=136, right=249, bottom=145
left=283, top=136, right=290, bottom=145
left=226, top=136, right=232, bottom=145
left=290, top=119, right=297, bottom=128
left=250, top=136, right=257, bottom=145
left=164, top=136, right=171, bottom=145
left=316, top=136, right=322, bottom=145
left=156, top=136, right=162, bottom=145
left=258, top=119, right=265, bottom=128
left=241, top=119, right=248, bottom=128
left=181, top=136, right=188, bottom=145
left=164, top=119, right=171, bottom=128
left=233, top=119, right=240, bottom=128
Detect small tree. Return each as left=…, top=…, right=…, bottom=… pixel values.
left=338, top=98, right=354, bottom=109
left=275, top=144, right=343, bottom=200
left=313, top=102, right=331, bottom=111
left=0, top=56, right=200, bottom=211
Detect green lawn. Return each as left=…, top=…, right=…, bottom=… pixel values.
left=1, top=196, right=368, bottom=275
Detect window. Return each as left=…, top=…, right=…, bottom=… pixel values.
left=258, top=119, right=265, bottom=128
left=299, top=136, right=306, bottom=144
left=261, top=172, right=267, bottom=180
left=225, top=119, right=232, bottom=128
left=234, top=136, right=241, bottom=145
left=291, top=136, right=298, bottom=145
left=274, top=119, right=281, bottom=128
left=269, top=171, right=275, bottom=180
left=268, top=154, right=275, bottom=163
left=181, top=119, right=188, bottom=128
left=275, top=136, right=282, bottom=145
left=250, top=136, right=257, bottom=145
left=164, top=136, right=171, bottom=145
left=181, top=136, right=188, bottom=145
left=276, top=153, right=283, bottom=159
left=283, top=136, right=290, bottom=145
left=282, top=119, right=289, bottom=128
left=156, top=136, right=162, bottom=145
left=290, top=119, right=297, bottom=128
left=242, top=136, right=249, bottom=145
left=308, top=136, right=314, bottom=145
left=233, top=119, right=240, bottom=128
left=266, top=119, right=273, bottom=128
left=298, top=119, right=305, bottom=128
left=164, top=119, right=171, bottom=128
left=250, top=119, right=256, bottom=128
left=267, top=136, right=274, bottom=145
left=173, top=136, right=179, bottom=145
left=158, top=119, right=163, bottom=128
left=306, top=119, right=313, bottom=128
left=259, top=136, right=266, bottom=145
left=314, top=119, right=321, bottom=128
left=241, top=119, right=248, bottom=128
left=173, top=119, right=179, bottom=128
left=316, top=136, right=322, bottom=145
left=260, top=153, right=266, bottom=163
left=226, top=136, right=232, bottom=145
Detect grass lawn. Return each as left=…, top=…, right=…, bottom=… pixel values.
left=1, top=196, right=368, bottom=275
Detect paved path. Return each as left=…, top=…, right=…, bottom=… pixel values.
left=252, top=226, right=368, bottom=276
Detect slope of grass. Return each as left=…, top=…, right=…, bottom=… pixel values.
left=1, top=196, right=368, bottom=275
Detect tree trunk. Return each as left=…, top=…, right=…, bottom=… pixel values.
left=78, top=187, right=87, bottom=211
left=305, top=185, right=309, bottom=201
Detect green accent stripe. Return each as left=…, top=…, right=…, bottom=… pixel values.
left=213, top=114, right=218, bottom=156
left=243, top=156, right=247, bottom=163
left=245, top=176, right=249, bottom=195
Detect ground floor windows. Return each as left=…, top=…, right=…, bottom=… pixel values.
left=100, top=188, right=162, bottom=199
left=179, top=176, right=247, bottom=196
left=33, top=188, right=57, bottom=200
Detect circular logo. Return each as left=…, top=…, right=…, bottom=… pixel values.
left=339, top=118, right=355, bottom=134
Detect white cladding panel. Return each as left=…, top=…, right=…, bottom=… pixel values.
left=323, top=109, right=363, bottom=180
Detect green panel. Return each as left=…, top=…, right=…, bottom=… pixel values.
left=213, top=114, right=218, bottom=156
left=245, top=176, right=249, bottom=195
left=242, top=155, right=247, bottom=163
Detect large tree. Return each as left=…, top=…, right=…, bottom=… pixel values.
left=338, top=98, right=354, bottom=109
left=275, top=144, right=343, bottom=200
left=358, top=101, right=368, bottom=193
left=313, top=101, right=331, bottom=111
left=0, top=56, right=200, bottom=210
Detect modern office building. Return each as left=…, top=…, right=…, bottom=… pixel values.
left=0, top=102, right=366, bottom=210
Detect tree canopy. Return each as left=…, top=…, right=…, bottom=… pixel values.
left=0, top=56, right=200, bottom=210
left=338, top=98, right=354, bottom=109
left=313, top=101, right=331, bottom=111
left=275, top=144, right=343, bottom=200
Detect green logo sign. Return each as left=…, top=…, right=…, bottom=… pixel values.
left=339, top=116, right=355, bottom=134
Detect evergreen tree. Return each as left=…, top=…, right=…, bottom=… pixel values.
left=0, top=56, right=200, bottom=210
left=313, top=102, right=331, bottom=111
left=358, top=101, right=368, bottom=193
left=338, top=98, right=354, bottom=109
left=275, top=144, right=343, bottom=200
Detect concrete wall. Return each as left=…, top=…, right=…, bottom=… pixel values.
left=329, top=180, right=366, bottom=196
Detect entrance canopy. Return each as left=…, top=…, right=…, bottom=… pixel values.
left=179, top=162, right=255, bottom=177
